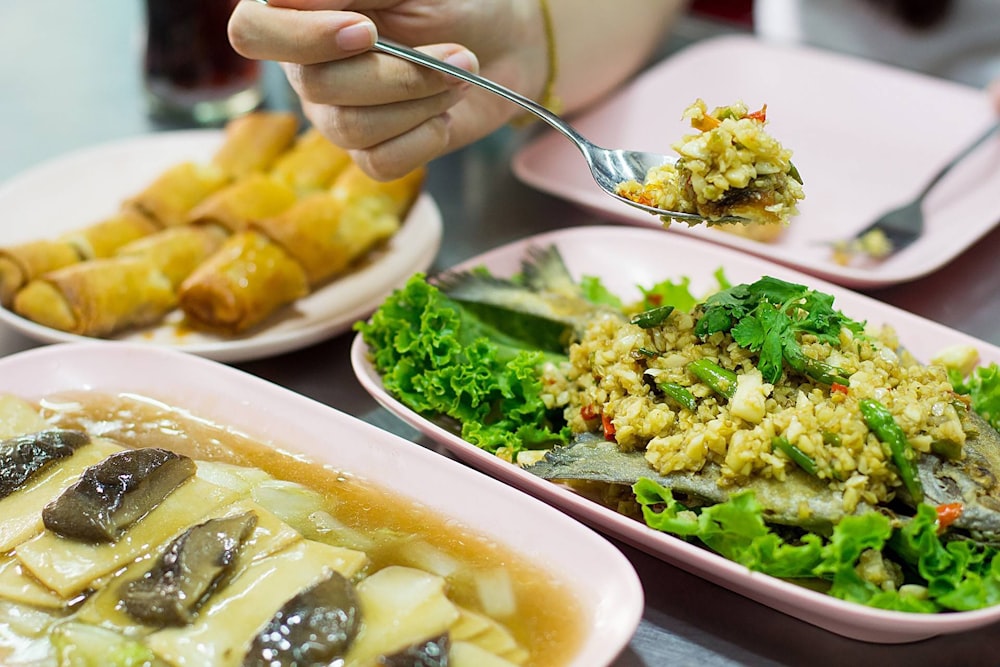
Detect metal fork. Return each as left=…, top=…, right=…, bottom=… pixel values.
left=836, top=120, right=999, bottom=260
left=370, top=38, right=746, bottom=225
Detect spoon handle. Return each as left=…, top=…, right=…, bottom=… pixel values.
left=371, top=39, right=588, bottom=147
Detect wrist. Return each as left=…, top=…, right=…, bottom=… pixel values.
left=508, top=0, right=560, bottom=125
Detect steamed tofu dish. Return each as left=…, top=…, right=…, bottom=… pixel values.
left=0, top=392, right=583, bottom=667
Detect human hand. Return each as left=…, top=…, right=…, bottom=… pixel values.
left=990, top=78, right=1000, bottom=115
left=229, top=0, right=548, bottom=180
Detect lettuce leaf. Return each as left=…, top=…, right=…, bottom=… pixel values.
left=634, top=478, right=1000, bottom=612
left=950, top=362, right=1000, bottom=430
left=355, top=275, right=569, bottom=455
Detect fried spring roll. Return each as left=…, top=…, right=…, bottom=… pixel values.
left=13, top=226, right=225, bottom=337
left=211, top=111, right=299, bottom=180
left=0, top=239, right=82, bottom=307
left=178, top=230, right=309, bottom=334
left=185, top=173, right=298, bottom=234
left=58, top=208, right=159, bottom=260
left=116, top=224, right=228, bottom=288
left=124, top=161, right=229, bottom=227
left=13, top=258, right=177, bottom=337
left=253, top=165, right=425, bottom=285
left=269, top=128, right=353, bottom=195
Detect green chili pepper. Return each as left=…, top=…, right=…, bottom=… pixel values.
left=687, top=359, right=737, bottom=399
left=630, top=305, right=675, bottom=329
left=785, top=347, right=851, bottom=386
left=658, top=382, right=697, bottom=411
left=858, top=398, right=923, bottom=503
left=821, top=431, right=842, bottom=447
left=772, top=436, right=819, bottom=477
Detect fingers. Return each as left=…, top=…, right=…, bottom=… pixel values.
left=284, top=45, right=476, bottom=107
left=302, top=97, right=456, bottom=181
left=229, top=0, right=376, bottom=64
left=989, top=79, right=1000, bottom=115
left=230, top=0, right=486, bottom=180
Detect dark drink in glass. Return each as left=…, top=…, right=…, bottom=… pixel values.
left=143, top=0, right=263, bottom=125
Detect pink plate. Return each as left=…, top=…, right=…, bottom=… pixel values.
left=511, top=35, right=1000, bottom=288
left=0, top=342, right=643, bottom=667
left=351, top=224, right=1000, bottom=643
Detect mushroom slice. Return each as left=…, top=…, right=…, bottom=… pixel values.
left=42, top=447, right=196, bottom=542
left=145, top=540, right=368, bottom=667
left=120, top=511, right=258, bottom=627
left=378, top=633, right=451, bottom=667
left=0, top=437, right=123, bottom=553
left=0, top=430, right=90, bottom=499
left=243, top=570, right=361, bottom=667
left=17, top=474, right=240, bottom=598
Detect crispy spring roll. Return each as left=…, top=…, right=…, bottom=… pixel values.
left=178, top=230, right=309, bottom=335
left=116, top=224, right=227, bottom=288
left=185, top=173, right=298, bottom=234
left=13, top=257, right=177, bottom=337
left=0, top=239, right=82, bottom=307
left=13, top=226, right=225, bottom=337
left=253, top=165, right=425, bottom=285
left=58, top=208, right=159, bottom=260
left=269, top=128, right=353, bottom=195
left=124, top=161, right=229, bottom=227
left=211, top=112, right=300, bottom=180
left=329, top=163, right=425, bottom=214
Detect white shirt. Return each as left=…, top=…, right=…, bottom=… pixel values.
left=753, top=0, right=1000, bottom=87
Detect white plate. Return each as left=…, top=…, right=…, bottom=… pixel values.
left=511, top=35, right=1000, bottom=288
left=351, top=224, right=1000, bottom=643
left=0, top=341, right=643, bottom=666
left=0, top=131, right=442, bottom=362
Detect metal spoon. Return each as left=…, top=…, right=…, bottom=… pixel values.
left=371, top=38, right=744, bottom=225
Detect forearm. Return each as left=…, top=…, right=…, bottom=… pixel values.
left=546, top=0, right=689, bottom=114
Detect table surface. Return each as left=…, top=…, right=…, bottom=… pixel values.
left=2, top=4, right=1000, bottom=666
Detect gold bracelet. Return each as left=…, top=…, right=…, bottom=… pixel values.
left=511, top=0, right=561, bottom=127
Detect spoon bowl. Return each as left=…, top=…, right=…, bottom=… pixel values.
left=371, top=39, right=745, bottom=225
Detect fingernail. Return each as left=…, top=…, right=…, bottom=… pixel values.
left=336, top=22, right=376, bottom=52
left=443, top=49, right=479, bottom=73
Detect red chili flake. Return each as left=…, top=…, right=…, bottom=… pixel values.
left=601, top=414, right=616, bottom=441
left=747, top=104, right=768, bottom=122
left=831, top=382, right=849, bottom=395
left=936, top=503, right=964, bottom=532
left=580, top=405, right=597, bottom=421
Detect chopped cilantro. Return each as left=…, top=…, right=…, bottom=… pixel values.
left=694, top=276, right=865, bottom=384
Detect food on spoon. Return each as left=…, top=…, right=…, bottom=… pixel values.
left=358, top=244, right=1000, bottom=612
left=616, top=99, right=804, bottom=238
left=0, top=390, right=580, bottom=665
